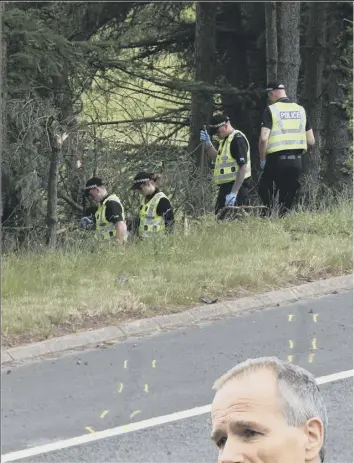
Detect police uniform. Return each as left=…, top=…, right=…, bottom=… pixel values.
left=95, top=194, right=126, bottom=241
left=211, top=116, right=252, bottom=215
left=84, top=177, right=127, bottom=241
left=258, top=94, right=311, bottom=214
left=131, top=172, right=174, bottom=238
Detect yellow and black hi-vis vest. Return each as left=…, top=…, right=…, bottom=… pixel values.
left=214, top=130, right=251, bottom=185
left=267, top=102, right=307, bottom=154
left=139, top=191, right=168, bottom=238
left=95, top=194, right=126, bottom=241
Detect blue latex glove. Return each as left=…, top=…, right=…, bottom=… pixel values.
left=260, top=159, right=266, bottom=170
left=225, top=192, right=237, bottom=206
left=200, top=130, right=211, bottom=144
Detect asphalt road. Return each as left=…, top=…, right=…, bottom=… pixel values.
left=2, top=291, right=353, bottom=462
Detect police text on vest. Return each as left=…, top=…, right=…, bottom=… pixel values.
left=280, top=111, right=301, bottom=119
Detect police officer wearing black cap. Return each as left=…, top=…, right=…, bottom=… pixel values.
left=82, top=177, right=128, bottom=243
left=200, top=114, right=252, bottom=217
left=258, top=82, right=315, bottom=216
left=131, top=172, right=174, bottom=238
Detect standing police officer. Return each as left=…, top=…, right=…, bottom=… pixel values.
left=258, top=82, right=315, bottom=216
left=83, top=177, right=128, bottom=243
left=200, top=115, right=252, bottom=217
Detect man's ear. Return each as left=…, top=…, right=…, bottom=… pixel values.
left=304, top=417, right=324, bottom=461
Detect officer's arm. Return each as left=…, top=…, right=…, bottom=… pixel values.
left=259, top=127, right=270, bottom=161
left=156, top=197, right=174, bottom=232
left=306, top=129, right=315, bottom=147
left=114, top=221, right=127, bottom=244
left=204, top=142, right=218, bottom=159
left=231, top=166, right=247, bottom=195
left=259, top=108, right=272, bottom=161
left=230, top=135, right=248, bottom=195
left=106, top=200, right=127, bottom=244
left=304, top=110, right=315, bottom=148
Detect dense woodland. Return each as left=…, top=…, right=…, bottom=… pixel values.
left=1, top=2, right=353, bottom=250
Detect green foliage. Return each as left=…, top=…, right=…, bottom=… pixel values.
left=3, top=1, right=353, bottom=251
left=2, top=199, right=352, bottom=341
left=5, top=9, right=68, bottom=90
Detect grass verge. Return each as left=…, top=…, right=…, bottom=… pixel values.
left=2, top=199, right=353, bottom=347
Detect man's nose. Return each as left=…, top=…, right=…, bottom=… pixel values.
left=219, top=455, right=244, bottom=463
left=219, top=442, right=245, bottom=463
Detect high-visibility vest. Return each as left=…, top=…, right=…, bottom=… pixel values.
left=214, top=130, right=251, bottom=185
left=139, top=191, right=168, bottom=238
left=267, top=102, right=307, bottom=154
left=95, top=194, right=126, bottom=241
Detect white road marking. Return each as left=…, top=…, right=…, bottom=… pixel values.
left=316, top=369, right=353, bottom=385
left=2, top=369, right=353, bottom=462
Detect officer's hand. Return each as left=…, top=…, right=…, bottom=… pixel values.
left=260, top=160, right=266, bottom=170
left=200, top=130, right=211, bottom=144
left=225, top=193, right=237, bottom=206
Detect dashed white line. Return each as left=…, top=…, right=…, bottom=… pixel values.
left=2, top=369, right=353, bottom=462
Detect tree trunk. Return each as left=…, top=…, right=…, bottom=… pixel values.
left=301, top=2, right=328, bottom=187
left=188, top=1, right=216, bottom=169
left=265, top=2, right=278, bottom=82
left=324, top=3, right=353, bottom=188
left=45, top=131, right=68, bottom=248
left=218, top=2, right=265, bottom=187
left=46, top=141, right=59, bottom=248
left=0, top=3, right=5, bottom=226
left=45, top=67, right=74, bottom=248
left=186, top=1, right=216, bottom=215
left=277, top=2, right=301, bottom=100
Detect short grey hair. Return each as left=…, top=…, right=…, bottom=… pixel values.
left=213, top=357, right=328, bottom=462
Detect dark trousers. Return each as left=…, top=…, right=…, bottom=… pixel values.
left=215, top=180, right=250, bottom=216
left=258, top=154, right=302, bottom=216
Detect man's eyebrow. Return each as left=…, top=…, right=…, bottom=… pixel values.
left=230, top=420, right=269, bottom=431
left=210, top=428, right=222, bottom=442
left=211, top=420, right=269, bottom=440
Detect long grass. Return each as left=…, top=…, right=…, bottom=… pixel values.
left=2, top=198, right=353, bottom=345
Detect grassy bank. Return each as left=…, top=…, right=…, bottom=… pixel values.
left=2, top=199, right=353, bottom=347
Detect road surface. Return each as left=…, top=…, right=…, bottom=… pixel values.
left=2, top=291, right=353, bottom=462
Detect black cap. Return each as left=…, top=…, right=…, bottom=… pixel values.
left=84, top=177, right=104, bottom=196
left=131, top=172, right=154, bottom=190
left=265, top=82, right=285, bottom=92
left=209, top=114, right=230, bottom=135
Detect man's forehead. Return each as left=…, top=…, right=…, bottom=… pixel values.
left=212, top=369, right=279, bottom=410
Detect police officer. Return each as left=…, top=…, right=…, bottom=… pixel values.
left=200, top=114, right=252, bottom=217
left=131, top=172, right=174, bottom=238
left=258, top=82, right=315, bottom=216
left=82, top=177, right=128, bottom=243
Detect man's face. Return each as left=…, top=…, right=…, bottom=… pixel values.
left=88, top=187, right=102, bottom=202
left=216, top=123, right=229, bottom=139
left=267, top=90, right=282, bottom=104
left=139, top=181, right=155, bottom=197
left=211, top=369, right=315, bottom=463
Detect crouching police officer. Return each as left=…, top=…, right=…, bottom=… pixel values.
left=131, top=172, right=174, bottom=238
left=200, top=114, right=252, bottom=217
left=82, top=177, right=128, bottom=244
left=258, top=82, right=315, bottom=216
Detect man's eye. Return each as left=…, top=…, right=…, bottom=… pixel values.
left=217, top=436, right=227, bottom=448
left=244, top=429, right=259, bottom=438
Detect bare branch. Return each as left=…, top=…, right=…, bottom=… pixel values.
left=93, top=74, right=190, bottom=104
left=58, top=191, right=83, bottom=213
left=92, top=60, right=257, bottom=96
left=87, top=117, right=189, bottom=127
